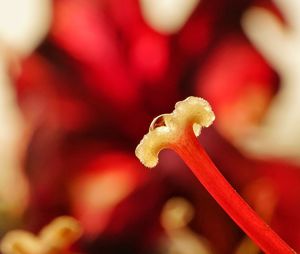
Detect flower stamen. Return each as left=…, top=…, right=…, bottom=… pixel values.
left=135, top=96, right=296, bottom=254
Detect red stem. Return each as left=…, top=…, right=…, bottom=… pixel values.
left=172, top=129, right=296, bottom=254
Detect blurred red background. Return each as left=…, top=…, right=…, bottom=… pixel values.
left=1, top=0, right=300, bottom=253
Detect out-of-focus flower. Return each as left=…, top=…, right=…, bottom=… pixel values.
left=241, top=0, right=300, bottom=161
left=0, top=0, right=51, bottom=226
left=196, top=34, right=277, bottom=146
left=3, top=0, right=300, bottom=253
left=0, top=216, right=82, bottom=254
left=160, top=197, right=212, bottom=254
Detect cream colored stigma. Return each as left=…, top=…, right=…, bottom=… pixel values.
left=135, top=97, right=215, bottom=168
left=0, top=216, right=82, bottom=254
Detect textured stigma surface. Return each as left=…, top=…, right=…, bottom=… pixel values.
left=135, top=97, right=215, bottom=168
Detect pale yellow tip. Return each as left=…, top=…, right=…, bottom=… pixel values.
left=0, top=216, right=82, bottom=254
left=135, top=96, right=215, bottom=168
left=39, top=216, right=82, bottom=250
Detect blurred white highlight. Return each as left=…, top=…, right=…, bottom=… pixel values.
left=140, top=0, right=200, bottom=34
left=241, top=0, right=300, bottom=162
left=0, top=0, right=52, bottom=218
left=0, top=0, right=52, bottom=56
